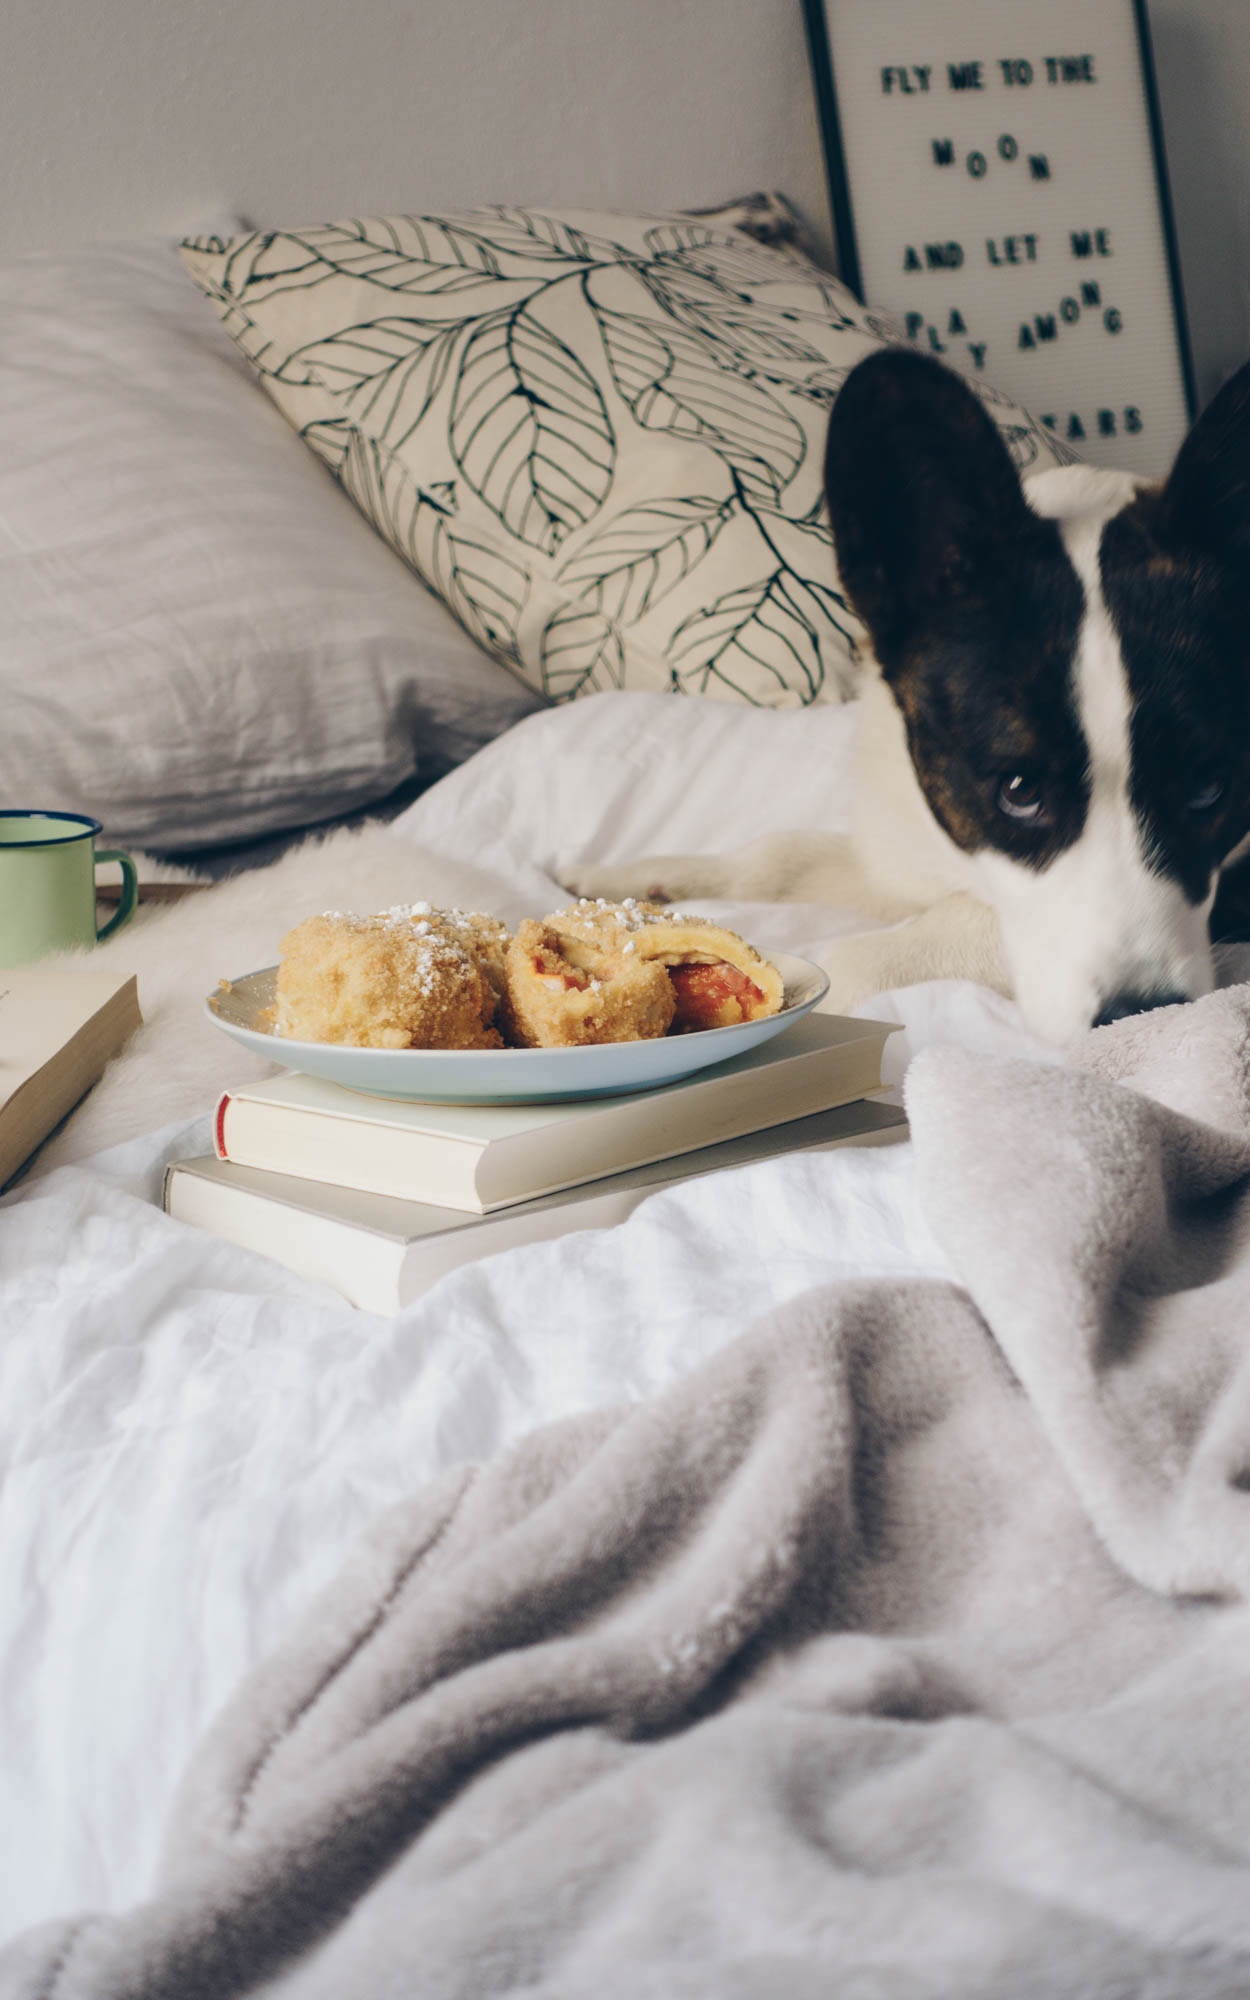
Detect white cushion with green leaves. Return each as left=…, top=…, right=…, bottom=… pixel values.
left=181, top=203, right=1070, bottom=708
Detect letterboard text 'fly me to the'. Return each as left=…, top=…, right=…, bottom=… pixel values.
left=880, top=56, right=1098, bottom=94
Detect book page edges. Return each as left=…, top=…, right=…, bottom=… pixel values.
left=478, top=1031, right=890, bottom=1207
left=0, top=979, right=141, bottom=1188
left=0, top=970, right=139, bottom=1108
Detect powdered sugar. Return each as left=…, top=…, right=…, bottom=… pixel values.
left=569, top=897, right=696, bottom=933
left=303, top=906, right=494, bottom=1003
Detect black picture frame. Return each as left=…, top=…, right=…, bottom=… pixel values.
left=801, top=0, right=1197, bottom=435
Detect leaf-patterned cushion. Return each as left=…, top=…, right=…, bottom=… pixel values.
left=180, top=201, right=1072, bottom=709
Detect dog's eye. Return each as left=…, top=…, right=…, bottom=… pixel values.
left=996, top=773, right=1048, bottom=823
left=1185, top=777, right=1223, bottom=814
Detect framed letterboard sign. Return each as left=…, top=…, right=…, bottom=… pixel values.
left=803, top=0, right=1196, bottom=475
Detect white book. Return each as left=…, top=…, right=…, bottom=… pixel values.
left=0, top=967, right=141, bottom=1189
left=168, top=1098, right=908, bottom=1314
left=213, top=1012, right=897, bottom=1213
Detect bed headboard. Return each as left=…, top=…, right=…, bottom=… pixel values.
left=0, top=0, right=833, bottom=262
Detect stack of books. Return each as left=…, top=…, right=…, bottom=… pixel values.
left=165, top=1013, right=906, bottom=1314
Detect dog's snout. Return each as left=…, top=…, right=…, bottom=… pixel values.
left=1093, top=989, right=1188, bottom=1029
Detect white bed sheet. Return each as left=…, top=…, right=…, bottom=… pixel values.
left=1, top=690, right=1055, bottom=1938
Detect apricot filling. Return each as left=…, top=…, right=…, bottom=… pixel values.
left=667, top=961, right=768, bottom=1032
left=531, top=943, right=592, bottom=991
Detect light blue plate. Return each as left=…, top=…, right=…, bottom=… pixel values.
left=206, top=953, right=829, bottom=1104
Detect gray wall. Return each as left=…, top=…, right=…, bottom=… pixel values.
left=0, top=1, right=831, bottom=265
left=0, top=0, right=1243, bottom=407
left=1148, top=0, right=1250, bottom=403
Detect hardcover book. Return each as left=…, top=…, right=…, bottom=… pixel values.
left=169, top=1098, right=908, bottom=1314
left=212, top=1012, right=897, bottom=1214
left=0, top=967, right=141, bottom=1189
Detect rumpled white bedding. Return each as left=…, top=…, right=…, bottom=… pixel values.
left=0, top=689, right=1179, bottom=1940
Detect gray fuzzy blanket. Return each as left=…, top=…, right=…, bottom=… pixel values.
left=10, top=988, right=1250, bottom=1999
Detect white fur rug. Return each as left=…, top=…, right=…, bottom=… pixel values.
left=36, top=824, right=536, bottom=1172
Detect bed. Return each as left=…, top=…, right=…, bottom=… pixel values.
left=5, top=202, right=1250, bottom=1998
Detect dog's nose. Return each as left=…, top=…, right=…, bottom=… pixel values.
left=1093, top=989, right=1188, bottom=1029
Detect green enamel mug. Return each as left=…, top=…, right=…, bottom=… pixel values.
left=0, top=812, right=138, bottom=968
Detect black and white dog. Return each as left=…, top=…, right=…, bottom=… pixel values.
left=567, top=347, right=1250, bottom=1044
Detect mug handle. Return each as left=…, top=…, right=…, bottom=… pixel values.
left=95, top=849, right=139, bottom=942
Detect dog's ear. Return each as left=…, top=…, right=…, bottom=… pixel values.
left=825, top=348, right=1041, bottom=661
left=1153, top=357, right=1250, bottom=559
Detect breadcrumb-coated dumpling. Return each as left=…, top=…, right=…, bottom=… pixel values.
left=502, top=918, right=676, bottom=1048
left=276, top=904, right=509, bottom=1049
left=545, top=898, right=785, bottom=1032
